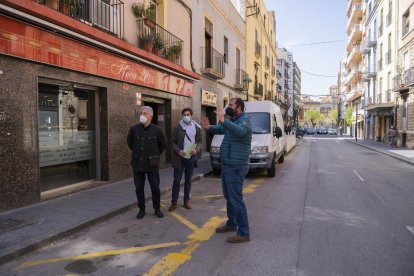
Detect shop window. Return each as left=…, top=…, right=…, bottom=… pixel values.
left=38, top=84, right=96, bottom=191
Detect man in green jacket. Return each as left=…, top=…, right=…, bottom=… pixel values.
left=201, top=98, right=252, bottom=243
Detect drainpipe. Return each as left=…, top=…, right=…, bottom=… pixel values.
left=176, top=0, right=196, bottom=73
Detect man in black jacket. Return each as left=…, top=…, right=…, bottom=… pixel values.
left=127, top=106, right=166, bottom=219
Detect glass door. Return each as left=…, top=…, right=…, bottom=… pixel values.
left=38, top=83, right=97, bottom=191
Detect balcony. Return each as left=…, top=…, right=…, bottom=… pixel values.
left=277, top=84, right=282, bottom=93
left=284, top=70, right=289, bottom=78
left=386, top=10, right=392, bottom=26
left=347, top=24, right=362, bottom=49
left=265, top=56, right=270, bottom=68
left=362, top=67, right=377, bottom=81
left=277, top=69, right=282, bottom=78
left=272, top=66, right=276, bottom=76
left=378, top=58, right=383, bottom=71
left=137, top=19, right=183, bottom=65
left=385, top=50, right=392, bottom=65
left=347, top=65, right=361, bottom=85
left=254, top=83, right=264, bottom=97
left=347, top=4, right=362, bottom=34
left=347, top=45, right=362, bottom=68
left=255, top=41, right=262, bottom=58
left=393, top=67, right=414, bottom=92
left=367, top=33, right=377, bottom=47
left=234, top=68, right=247, bottom=91
left=37, top=0, right=125, bottom=39
left=347, top=0, right=362, bottom=17
left=201, top=47, right=225, bottom=79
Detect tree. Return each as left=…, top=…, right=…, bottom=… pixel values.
left=345, top=107, right=353, bottom=127
left=329, top=109, right=338, bottom=127
left=304, top=109, right=321, bottom=128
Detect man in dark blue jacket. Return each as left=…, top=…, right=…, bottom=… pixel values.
left=127, top=106, right=166, bottom=219
left=201, top=98, right=252, bottom=243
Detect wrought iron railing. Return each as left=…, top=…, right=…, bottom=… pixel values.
left=136, top=19, right=183, bottom=65
left=386, top=10, right=392, bottom=26
left=201, top=47, right=225, bottom=75
left=235, top=68, right=247, bottom=87
left=378, top=58, right=383, bottom=71
left=254, top=83, right=263, bottom=96
left=378, top=22, right=383, bottom=37
left=37, top=0, right=125, bottom=39
left=255, top=41, right=261, bottom=57
left=385, top=50, right=392, bottom=65
left=393, top=67, right=414, bottom=90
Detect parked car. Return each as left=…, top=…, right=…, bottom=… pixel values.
left=209, top=101, right=286, bottom=177
left=307, top=128, right=315, bottom=135
left=317, top=128, right=327, bottom=135
left=328, top=128, right=338, bottom=135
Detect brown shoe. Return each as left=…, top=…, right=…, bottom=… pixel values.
left=168, top=202, right=177, bottom=212
left=183, top=201, right=192, bottom=209
left=226, top=235, right=250, bottom=243
left=215, top=225, right=237, bottom=233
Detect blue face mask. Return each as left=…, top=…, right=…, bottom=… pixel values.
left=183, top=115, right=191, bottom=124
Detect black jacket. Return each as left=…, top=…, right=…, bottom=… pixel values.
left=127, top=123, right=166, bottom=172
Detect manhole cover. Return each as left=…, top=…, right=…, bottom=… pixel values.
left=0, top=218, right=26, bottom=235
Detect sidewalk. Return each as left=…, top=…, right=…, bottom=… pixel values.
left=344, top=138, right=414, bottom=165
left=0, top=157, right=213, bottom=265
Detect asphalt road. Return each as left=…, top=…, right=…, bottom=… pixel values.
left=2, top=137, right=414, bottom=276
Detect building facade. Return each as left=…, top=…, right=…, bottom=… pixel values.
left=293, top=62, right=302, bottom=127
left=0, top=0, right=200, bottom=211
left=394, top=0, right=414, bottom=148
left=245, top=0, right=277, bottom=102
left=276, top=47, right=292, bottom=122
left=191, top=0, right=247, bottom=152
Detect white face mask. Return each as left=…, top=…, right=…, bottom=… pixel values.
left=140, top=115, right=147, bottom=124
left=183, top=115, right=191, bottom=124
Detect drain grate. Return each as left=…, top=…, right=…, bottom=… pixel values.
left=0, top=218, right=26, bottom=235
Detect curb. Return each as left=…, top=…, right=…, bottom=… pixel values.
left=345, top=139, right=414, bottom=166
left=0, top=171, right=211, bottom=265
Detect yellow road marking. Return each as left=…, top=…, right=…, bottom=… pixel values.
left=19, top=242, right=181, bottom=269
left=144, top=216, right=226, bottom=276
left=168, top=210, right=200, bottom=232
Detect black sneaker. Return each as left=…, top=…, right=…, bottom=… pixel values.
left=136, top=210, right=145, bottom=219
left=154, top=209, right=164, bottom=218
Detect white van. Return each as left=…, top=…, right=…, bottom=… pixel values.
left=209, top=101, right=286, bottom=177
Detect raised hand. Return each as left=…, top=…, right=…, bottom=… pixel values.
left=201, top=117, right=211, bottom=129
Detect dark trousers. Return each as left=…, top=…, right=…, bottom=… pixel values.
left=133, top=170, right=160, bottom=211
left=171, top=156, right=196, bottom=202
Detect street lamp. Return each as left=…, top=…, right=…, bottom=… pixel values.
left=243, top=75, right=252, bottom=102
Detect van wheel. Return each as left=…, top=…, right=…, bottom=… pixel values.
left=278, top=153, right=285, bottom=163
left=267, top=155, right=276, bottom=177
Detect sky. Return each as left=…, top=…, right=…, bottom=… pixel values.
left=264, top=0, right=348, bottom=96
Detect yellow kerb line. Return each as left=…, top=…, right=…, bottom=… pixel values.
left=19, top=242, right=181, bottom=269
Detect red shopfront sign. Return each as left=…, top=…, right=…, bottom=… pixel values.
left=0, top=16, right=194, bottom=97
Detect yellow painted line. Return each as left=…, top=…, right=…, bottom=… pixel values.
left=19, top=242, right=181, bottom=269
left=192, top=194, right=223, bottom=199
left=168, top=210, right=200, bottom=232
left=253, top=178, right=265, bottom=183
left=220, top=207, right=226, bottom=212
left=144, top=216, right=226, bottom=276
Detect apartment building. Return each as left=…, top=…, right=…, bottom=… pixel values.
left=293, top=62, right=302, bottom=126
left=338, top=57, right=349, bottom=134
left=276, top=48, right=293, bottom=122
left=394, top=0, right=414, bottom=148
left=192, top=0, right=247, bottom=151
left=362, top=0, right=379, bottom=141
left=245, top=0, right=277, bottom=102
left=373, top=0, right=398, bottom=142
left=346, top=0, right=364, bottom=139
left=0, top=0, right=200, bottom=211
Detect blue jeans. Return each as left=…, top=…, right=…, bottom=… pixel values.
left=172, top=156, right=196, bottom=202
left=221, top=163, right=250, bottom=237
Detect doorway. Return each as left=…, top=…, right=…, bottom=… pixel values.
left=38, top=83, right=98, bottom=191
left=143, top=98, right=171, bottom=164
